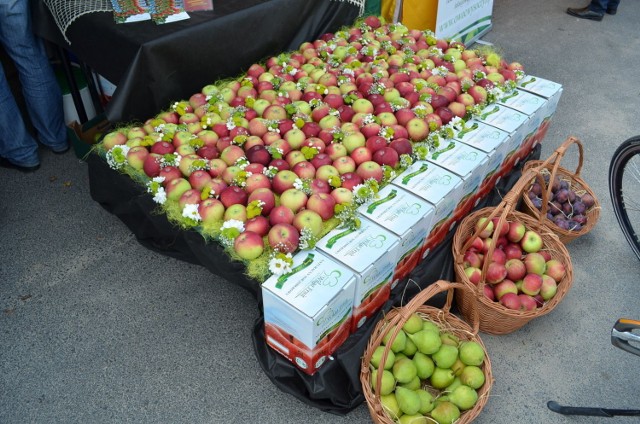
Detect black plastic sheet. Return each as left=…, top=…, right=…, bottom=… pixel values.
left=87, top=143, right=540, bottom=414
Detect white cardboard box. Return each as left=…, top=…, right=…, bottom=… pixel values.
left=317, top=217, right=400, bottom=331
left=425, top=139, right=489, bottom=212
left=262, top=250, right=356, bottom=375
left=391, top=161, right=463, bottom=255
left=357, top=184, right=435, bottom=286
left=454, top=119, right=511, bottom=191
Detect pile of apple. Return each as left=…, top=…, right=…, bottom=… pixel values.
left=526, top=174, right=595, bottom=232
left=369, top=313, right=487, bottom=424
left=462, top=217, right=566, bottom=310
left=98, top=15, right=527, bottom=278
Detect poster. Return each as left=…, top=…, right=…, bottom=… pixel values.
left=435, top=0, right=494, bottom=44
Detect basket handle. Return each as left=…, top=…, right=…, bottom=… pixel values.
left=536, top=136, right=584, bottom=210
left=455, top=169, right=547, bottom=298
left=370, top=280, right=481, bottom=398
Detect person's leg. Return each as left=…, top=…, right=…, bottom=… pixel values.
left=0, top=0, right=67, bottom=153
left=588, top=0, right=608, bottom=13
left=605, top=0, right=621, bottom=14
left=0, top=63, right=40, bottom=167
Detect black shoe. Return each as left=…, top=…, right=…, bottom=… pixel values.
left=567, top=7, right=604, bottom=21
left=606, top=8, right=617, bottom=15
left=0, top=157, right=40, bottom=173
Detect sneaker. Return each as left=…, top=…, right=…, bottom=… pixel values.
left=0, top=157, right=40, bottom=173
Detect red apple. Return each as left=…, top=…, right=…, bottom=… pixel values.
left=268, top=223, right=300, bottom=253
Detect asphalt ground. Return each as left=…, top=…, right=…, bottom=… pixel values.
left=2, top=0, right=639, bottom=423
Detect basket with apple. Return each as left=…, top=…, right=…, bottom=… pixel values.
left=520, top=135, right=600, bottom=243
left=361, top=280, right=493, bottom=424
left=452, top=168, right=573, bottom=335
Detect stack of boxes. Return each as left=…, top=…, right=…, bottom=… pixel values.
left=262, top=77, right=562, bottom=375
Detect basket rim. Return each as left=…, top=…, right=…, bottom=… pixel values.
left=360, top=281, right=494, bottom=424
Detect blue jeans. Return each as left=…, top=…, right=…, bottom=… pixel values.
left=0, top=0, right=67, bottom=167
left=589, top=0, right=621, bottom=13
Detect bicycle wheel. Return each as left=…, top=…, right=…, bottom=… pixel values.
left=609, top=136, right=640, bottom=261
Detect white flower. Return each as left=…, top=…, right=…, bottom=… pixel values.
left=221, top=219, right=245, bottom=232
left=448, top=117, right=464, bottom=132
left=182, top=203, right=201, bottom=222
left=226, top=119, right=236, bottom=130
left=152, top=176, right=165, bottom=184
left=106, top=145, right=130, bottom=170
left=293, top=178, right=305, bottom=191
left=152, top=187, right=166, bottom=205
left=269, top=256, right=293, bottom=276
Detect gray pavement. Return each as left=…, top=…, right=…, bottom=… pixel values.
left=2, top=0, right=639, bottom=423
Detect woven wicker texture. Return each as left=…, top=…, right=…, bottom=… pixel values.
left=520, top=136, right=600, bottom=244
left=452, top=169, right=574, bottom=335
left=361, top=280, right=493, bottom=423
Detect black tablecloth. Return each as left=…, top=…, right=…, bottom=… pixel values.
left=32, top=0, right=360, bottom=123
left=87, top=143, right=540, bottom=414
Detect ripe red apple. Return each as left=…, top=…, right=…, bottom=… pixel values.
left=198, top=198, right=225, bottom=224
left=545, top=259, right=566, bottom=282
left=499, top=292, right=522, bottom=310
left=280, top=188, right=308, bottom=214
left=365, top=136, right=388, bottom=153
left=219, top=185, right=248, bottom=207
left=507, top=220, right=526, bottom=243
left=389, top=138, right=413, bottom=156
left=158, top=165, right=183, bottom=185
left=350, top=146, right=373, bottom=165
left=143, top=153, right=163, bottom=178
left=245, top=216, right=270, bottom=237
left=486, top=262, right=508, bottom=285
left=372, top=147, right=399, bottom=168
left=505, top=258, right=527, bottom=281
left=268, top=223, right=300, bottom=253
left=518, top=294, right=538, bottom=311
left=356, top=161, right=383, bottom=182
left=306, top=192, right=336, bottom=220
left=494, top=280, right=518, bottom=300
left=464, top=267, right=482, bottom=285
left=521, top=273, right=543, bottom=296
left=503, top=242, right=523, bottom=260
left=475, top=217, right=494, bottom=239
left=248, top=187, right=276, bottom=216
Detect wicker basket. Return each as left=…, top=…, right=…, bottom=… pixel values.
left=361, top=280, right=493, bottom=423
left=452, top=169, right=574, bottom=335
left=521, top=136, right=601, bottom=243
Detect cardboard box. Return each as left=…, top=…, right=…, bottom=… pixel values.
left=498, top=89, right=549, bottom=163
left=262, top=250, right=356, bottom=375
left=357, top=184, right=435, bottom=287
left=517, top=75, right=563, bottom=150
left=67, top=113, right=112, bottom=161
left=476, top=103, right=530, bottom=178
left=391, top=161, right=463, bottom=257
left=453, top=120, right=511, bottom=196
left=317, top=217, right=400, bottom=331
left=425, top=139, right=489, bottom=219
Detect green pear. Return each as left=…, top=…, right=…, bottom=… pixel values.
left=393, top=357, right=418, bottom=384
left=370, top=345, right=395, bottom=370
left=451, top=358, right=466, bottom=376
left=409, top=329, right=442, bottom=355
left=430, top=367, right=455, bottom=390
left=399, top=375, right=421, bottom=390
left=402, top=337, right=418, bottom=357
left=382, top=326, right=408, bottom=353
left=416, top=389, right=435, bottom=414
left=403, top=313, right=425, bottom=334
left=380, top=393, right=402, bottom=419
left=413, top=351, right=435, bottom=379
left=448, top=385, right=478, bottom=411
left=432, top=344, right=459, bottom=369
left=371, top=369, right=396, bottom=395
left=398, top=414, right=428, bottom=424
left=440, top=332, right=460, bottom=347
left=459, top=341, right=485, bottom=366
left=422, top=320, right=441, bottom=333
left=395, top=386, right=421, bottom=415
left=459, top=365, right=485, bottom=389
left=430, top=401, right=460, bottom=424
left=394, top=352, right=408, bottom=362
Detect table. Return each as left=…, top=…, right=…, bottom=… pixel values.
left=86, top=144, right=541, bottom=414
left=32, top=0, right=361, bottom=124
